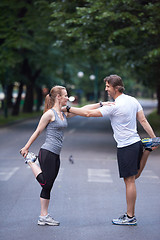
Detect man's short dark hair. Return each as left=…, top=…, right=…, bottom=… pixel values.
left=104, top=75, right=125, bottom=93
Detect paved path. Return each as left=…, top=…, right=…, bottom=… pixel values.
left=0, top=112, right=160, bottom=240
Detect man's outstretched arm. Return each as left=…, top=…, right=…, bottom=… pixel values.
left=137, top=110, right=156, bottom=138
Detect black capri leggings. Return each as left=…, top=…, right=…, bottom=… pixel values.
left=36, top=148, right=60, bottom=200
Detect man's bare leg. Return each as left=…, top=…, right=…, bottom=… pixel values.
left=124, top=176, right=136, bottom=217
left=135, top=150, right=150, bottom=179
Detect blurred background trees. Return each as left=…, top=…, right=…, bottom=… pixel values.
left=49, top=0, right=160, bottom=113
left=0, top=0, right=160, bottom=117
left=0, top=0, right=76, bottom=116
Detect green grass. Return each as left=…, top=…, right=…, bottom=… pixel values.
left=147, top=110, right=160, bottom=135
left=0, top=111, right=42, bottom=126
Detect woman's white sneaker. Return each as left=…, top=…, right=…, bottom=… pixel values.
left=38, top=214, right=60, bottom=226
left=24, top=152, right=38, bottom=164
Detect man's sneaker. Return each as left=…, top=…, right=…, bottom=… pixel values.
left=24, top=152, right=38, bottom=164
left=38, top=214, right=60, bottom=226
left=112, top=213, right=137, bottom=225
left=141, top=137, right=160, bottom=150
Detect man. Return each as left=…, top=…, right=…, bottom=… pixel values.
left=64, top=74, right=159, bottom=225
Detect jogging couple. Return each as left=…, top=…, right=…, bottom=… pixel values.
left=20, top=74, right=159, bottom=226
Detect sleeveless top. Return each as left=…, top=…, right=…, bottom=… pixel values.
left=41, top=109, right=68, bottom=155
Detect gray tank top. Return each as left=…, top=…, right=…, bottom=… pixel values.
left=41, top=109, right=68, bottom=155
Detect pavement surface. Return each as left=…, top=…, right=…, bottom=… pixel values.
left=0, top=103, right=160, bottom=240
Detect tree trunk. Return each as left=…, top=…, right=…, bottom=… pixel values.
left=157, top=82, right=160, bottom=115
left=23, top=83, right=34, bottom=113
left=21, top=58, right=41, bottom=113
left=36, top=86, right=43, bottom=112
left=12, top=82, right=23, bottom=115
left=7, top=84, right=14, bottom=108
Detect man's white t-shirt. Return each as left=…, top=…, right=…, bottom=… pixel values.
left=99, top=94, right=142, bottom=148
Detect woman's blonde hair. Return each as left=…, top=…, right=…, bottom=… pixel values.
left=44, top=85, right=66, bottom=113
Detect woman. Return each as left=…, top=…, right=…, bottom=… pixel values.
left=20, top=85, right=112, bottom=226
left=20, top=86, right=72, bottom=226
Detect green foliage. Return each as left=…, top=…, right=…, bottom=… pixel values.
left=0, top=0, right=75, bottom=88
left=147, top=110, right=160, bottom=135
left=49, top=0, right=160, bottom=114
left=49, top=0, right=160, bottom=85
left=0, top=0, right=160, bottom=115
left=0, top=0, right=81, bottom=115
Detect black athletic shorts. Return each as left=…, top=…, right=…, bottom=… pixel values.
left=117, top=141, right=143, bottom=178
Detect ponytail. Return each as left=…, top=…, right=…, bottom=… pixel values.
left=43, top=94, right=53, bottom=113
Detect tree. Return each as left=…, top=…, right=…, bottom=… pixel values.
left=49, top=0, right=160, bottom=113
left=0, top=0, right=74, bottom=115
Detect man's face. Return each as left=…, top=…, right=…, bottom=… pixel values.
left=105, top=81, right=116, bottom=99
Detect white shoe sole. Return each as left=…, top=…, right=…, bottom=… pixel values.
left=38, top=220, right=59, bottom=226
left=112, top=221, right=137, bottom=226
